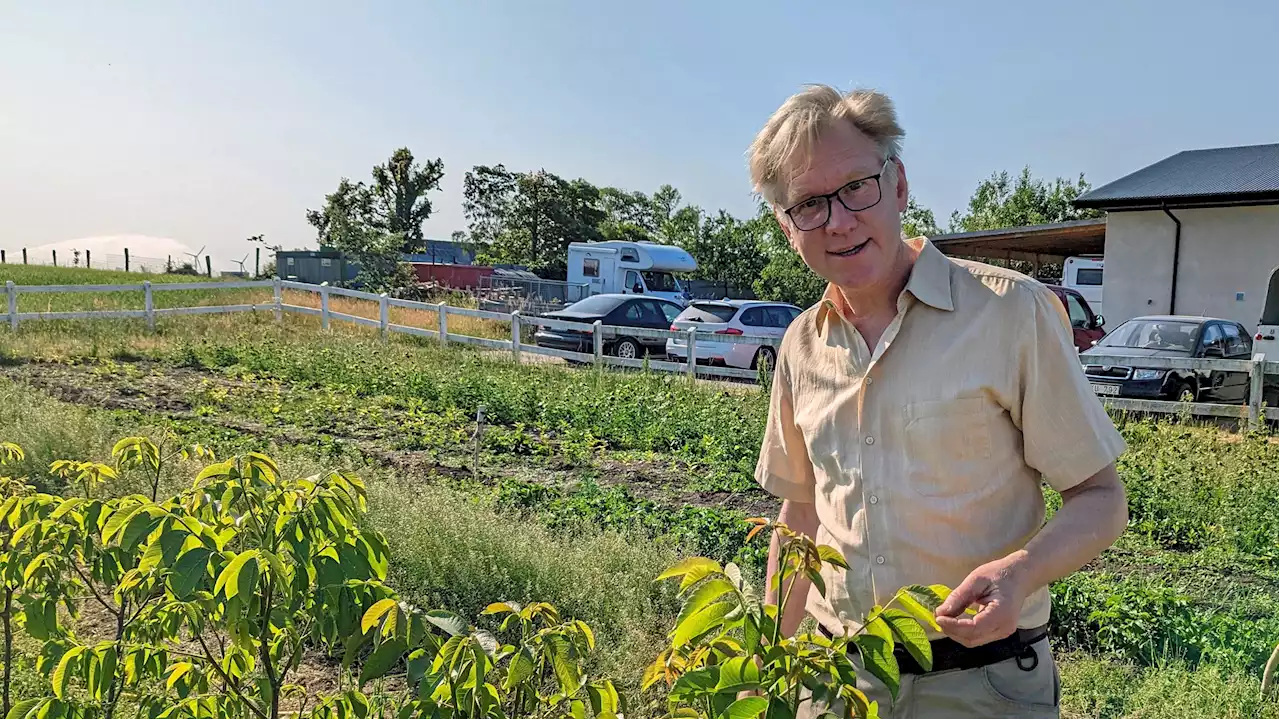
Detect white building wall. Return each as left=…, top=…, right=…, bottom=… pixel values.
left=1102, top=205, right=1278, bottom=330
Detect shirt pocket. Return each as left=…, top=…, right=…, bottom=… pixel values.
left=902, top=396, right=994, bottom=497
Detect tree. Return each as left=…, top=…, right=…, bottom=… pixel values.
left=902, top=196, right=940, bottom=238
left=949, top=167, right=1102, bottom=233
left=305, top=178, right=411, bottom=290
left=462, top=165, right=605, bottom=278
left=369, top=148, right=445, bottom=254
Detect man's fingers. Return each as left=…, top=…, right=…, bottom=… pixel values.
left=936, top=576, right=988, bottom=618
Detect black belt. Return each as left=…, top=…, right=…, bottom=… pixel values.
left=819, top=624, right=1049, bottom=675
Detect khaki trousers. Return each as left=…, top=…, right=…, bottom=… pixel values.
left=796, top=638, right=1060, bottom=719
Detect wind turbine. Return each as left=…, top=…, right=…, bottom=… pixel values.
left=233, top=253, right=250, bottom=275
left=184, top=245, right=206, bottom=270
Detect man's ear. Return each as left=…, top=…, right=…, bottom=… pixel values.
left=772, top=207, right=799, bottom=250
left=893, top=157, right=909, bottom=213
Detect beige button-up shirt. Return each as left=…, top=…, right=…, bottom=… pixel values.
left=755, top=237, right=1126, bottom=638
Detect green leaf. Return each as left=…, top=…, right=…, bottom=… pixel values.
left=5, top=699, right=42, bottom=719
left=893, top=593, right=940, bottom=632
left=853, top=634, right=899, bottom=700
left=167, top=662, right=194, bottom=689
left=862, top=614, right=894, bottom=646
left=358, top=637, right=407, bottom=687
left=672, top=601, right=733, bottom=646
left=655, top=557, right=721, bottom=591
left=361, top=599, right=398, bottom=635
left=96, top=646, right=117, bottom=699
left=504, top=646, right=535, bottom=690
left=720, top=697, right=768, bottom=719
left=586, top=679, right=621, bottom=716
left=903, top=584, right=950, bottom=611
left=214, top=550, right=259, bottom=599
left=51, top=646, right=84, bottom=699
left=168, top=547, right=213, bottom=599
left=713, top=656, right=760, bottom=693
left=423, top=610, right=467, bottom=637
left=546, top=634, right=583, bottom=695
left=815, top=545, right=849, bottom=569
left=883, top=609, right=931, bottom=672
left=675, top=577, right=735, bottom=627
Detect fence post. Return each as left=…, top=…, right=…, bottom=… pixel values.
left=593, top=320, right=603, bottom=366
left=86, top=249, right=91, bottom=269
left=1, top=250, right=5, bottom=264
left=320, top=282, right=331, bottom=332
left=437, top=303, right=448, bottom=346
left=272, top=277, right=282, bottom=324
left=510, top=311, right=522, bottom=362
left=124, top=248, right=130, bottom=272
left=6, top=281, right=16, bottom=331
left=379, top=294, right=389, bottom=340
left=205, top=256, right=212, bottom=278
left=143, top=281, right=155, bottom=331
left=21, top=249, right=27, bottom=265
left=52, top=249, right=56, bottom=267
left=686, top=327, right=697, bottom=379
left=1248, top=352, right=1265, bottom=432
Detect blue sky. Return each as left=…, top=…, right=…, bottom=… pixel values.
left=2, top=1, right=1276, bottom=269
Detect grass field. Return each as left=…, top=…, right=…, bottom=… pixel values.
left=0, top=266, right=1275, bottom=718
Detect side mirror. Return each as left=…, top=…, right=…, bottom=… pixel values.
left=1094, top=314, right=1106, bottom=329
left=631, top=284, right=643, bottom=294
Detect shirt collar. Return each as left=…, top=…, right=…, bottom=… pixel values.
left=814, top=237, right=955, bottom=334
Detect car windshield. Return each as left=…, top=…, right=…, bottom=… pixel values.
left=1099, top=319, right=1200, bottom=351
left=641, top=271, right=679, bottom=292
left=679, top=303, right=738, bottom=323
left=562, top=295, right=625, bottom=315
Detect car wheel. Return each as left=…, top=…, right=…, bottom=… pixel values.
left=1171, top=379, right=1196, bottom=402
left=614, top=338, right=641, bottom=360
left=752, top=346, right=777, bottom=371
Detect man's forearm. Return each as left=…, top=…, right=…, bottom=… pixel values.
left=1007, top=464, right=1128, bottom=593
left=767, top=499, right=819, bottom=637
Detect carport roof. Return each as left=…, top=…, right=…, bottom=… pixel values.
left=1074, top=143, right=1279, bottom=210
left=928, top=217, right=1106, bottom=262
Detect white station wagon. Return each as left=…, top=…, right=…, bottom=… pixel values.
left=666, top=300, right=802, bottom=370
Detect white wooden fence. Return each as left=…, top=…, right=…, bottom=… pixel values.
left=4, top=278, right=1277, bottom=430
left=1, top=278, right=780, bottom=383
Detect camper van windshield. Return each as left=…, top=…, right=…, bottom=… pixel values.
left=642, top=272, right=679, bottom=292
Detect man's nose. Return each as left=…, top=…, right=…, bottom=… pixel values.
left=825, top=197, right=861, bottom=234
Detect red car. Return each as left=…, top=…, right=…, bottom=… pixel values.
left=1046, top=284, right=1105, bottom=352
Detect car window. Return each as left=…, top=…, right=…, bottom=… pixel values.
left=624, top=270, right=642, bottom=292
left=638, top=300, right=666, bottom=325
left=1200, top=323, right=1224, bottom=353
left=787, top=308, right=802, bottom=323
left=1065, top=294, right=1091, bottom=329
left=621, top=300, right=645, bottom=323
left=658, top=302, right=681, bottom=324
left=1222, top=323, right=1249, bottom=356
left=679, top=303, right=738, bottom=323
left=764, top=306, right=793, bottom=328
left=741, top=308, right=765, bottom=327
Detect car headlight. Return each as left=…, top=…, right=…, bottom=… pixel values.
left=1133, top=368, right=1165, bottom=380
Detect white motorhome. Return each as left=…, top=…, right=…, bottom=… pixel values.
left=1062, top=255, right=1104, bottom=309
left=566, top=241, right=696, bottom=305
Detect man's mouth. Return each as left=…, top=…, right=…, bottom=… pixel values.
left=828, top=239, right=871, bottom=257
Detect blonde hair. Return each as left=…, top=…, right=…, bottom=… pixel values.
left=749, top=84, right=905, bottom=206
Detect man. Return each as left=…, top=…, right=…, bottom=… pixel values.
left=748, top=85, right=1128, bottom=718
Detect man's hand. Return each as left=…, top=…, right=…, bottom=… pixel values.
left=934, top=553, right=1028, bottom=648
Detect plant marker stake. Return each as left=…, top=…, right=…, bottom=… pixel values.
left=437, top=303, right=448, bottom=346
left=272, top=277, right=282, bottom=324
left=686, top=327, right=697, bottom=379
left=593, top=320, right=603, bottom=367
left=379, top=293, right=389, bottom=341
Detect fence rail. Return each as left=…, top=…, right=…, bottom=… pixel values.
left=3, top=279, right=1277, bottom=429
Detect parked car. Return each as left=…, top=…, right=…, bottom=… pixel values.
left=665, top=300, right=803, bottom=370
left=1081, top=315, right=1254, bottom=403
left=1045, top=284, right=1105, bottom=352
left=532, top=293, right=682, bottom=359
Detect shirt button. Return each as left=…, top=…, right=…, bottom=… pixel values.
left=876, top=556, right=885, bottom=565
left=869, top=495, right=879, bottom=505
left=864, top=376, right=873, bottom=385
left=865, top=436, right=875, bottom=446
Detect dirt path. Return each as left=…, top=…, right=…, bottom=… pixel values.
left=1, top=358, right=778, bottom=517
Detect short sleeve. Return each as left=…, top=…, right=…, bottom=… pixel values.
left=754, top=350, right=817, bottom=502
left=1016, top=284, right=1126, bottom=492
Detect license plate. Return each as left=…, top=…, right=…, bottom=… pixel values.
left=1091, top=383, right=1120, bottom=396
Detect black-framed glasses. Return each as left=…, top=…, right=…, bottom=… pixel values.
left=783, top=158, right=890, bottom=231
